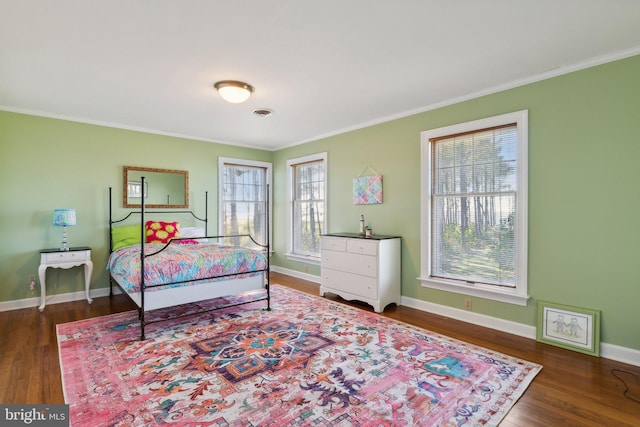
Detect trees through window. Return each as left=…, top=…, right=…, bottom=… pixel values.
left=420, top=111, right=528, bottom=305
left=287, top=153, right=327, bottom=261
left=431, top=124, right=517, bottom=286
left=219, top=158, right=272, bottom=249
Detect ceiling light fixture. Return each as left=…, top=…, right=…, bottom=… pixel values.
left=214, top=80, right=254, bottom=103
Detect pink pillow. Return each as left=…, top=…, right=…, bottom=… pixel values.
left=145, top=221, right=179, bottom=243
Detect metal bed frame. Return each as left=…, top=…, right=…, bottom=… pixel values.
left=108, top=178, right=270, bottom=340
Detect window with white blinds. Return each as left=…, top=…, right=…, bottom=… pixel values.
left=218, top=158, right=272, bottom=249
left=286, top=153, right=327, bottom=262
left=420, top=111, right=528, bottom=305
left=431, top=124, right=517, bottom=286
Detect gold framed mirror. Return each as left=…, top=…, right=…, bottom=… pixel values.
left=123, top=166, right=189, bottom=208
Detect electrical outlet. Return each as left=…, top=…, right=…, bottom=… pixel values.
left=464, top=298, right=472, bottom=311
left=29, top=275, right=36, bottom=291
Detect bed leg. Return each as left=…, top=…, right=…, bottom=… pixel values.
left=138, top=307, right=147, bottom=341
left=140, top=309, right=146, bottom=340
left=266, top=282, right=271, bottom=311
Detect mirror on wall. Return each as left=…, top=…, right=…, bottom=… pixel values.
left=123, top=166, right=189, bottom=208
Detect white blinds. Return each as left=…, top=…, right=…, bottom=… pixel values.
left=293, top=160, right=325, bottom=256
left=431, top=124, right=518, bottom=287
left=222, top=164, right=268, bottom=247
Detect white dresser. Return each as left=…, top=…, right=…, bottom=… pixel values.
left=320, top=233, right=401, bottom=312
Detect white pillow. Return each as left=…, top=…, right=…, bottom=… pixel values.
left=180, top=227, right=206, bottom=238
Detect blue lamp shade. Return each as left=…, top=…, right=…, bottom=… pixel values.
left=53, top=209, right=76, bottom=227
left=53, top=209, right=76, bottom=251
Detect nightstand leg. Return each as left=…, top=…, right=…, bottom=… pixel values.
left=38, top=265, right=47, bottom=312
left=84, top=260, right=93, bottom=304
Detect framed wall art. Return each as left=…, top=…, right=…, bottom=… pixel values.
left=353, top=166, right=382, bottom=205
left=537, top=300, right=600, bottom=356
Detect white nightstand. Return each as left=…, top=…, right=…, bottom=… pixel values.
left=38, top=246, right=93, bottom=311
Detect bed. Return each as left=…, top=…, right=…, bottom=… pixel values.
left=107, top=181, right=270, bottom=340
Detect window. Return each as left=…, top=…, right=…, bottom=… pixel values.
left=286, top=153, right=327, bottom=263
left=420, top=111, right=528, bottom=305
left=218, top=158, right=272, bottom=249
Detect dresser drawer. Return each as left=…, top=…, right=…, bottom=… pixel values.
left=321, top=236, right=347, bottom=252
left=322, top=268, right=378, bottom=299
left=322, top=250, right=377, bottom=278
left=43, top=250, right=89, bottom=264
left=346, top=239, right=378, bottom=256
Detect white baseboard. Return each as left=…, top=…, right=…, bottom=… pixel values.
left=400, top=295, right=537, bottom=339
left=600, top=343, right=640, bottom=367
left=0, top=286, right=121, bottom=312
left=270, top=265, right=322, bottom=284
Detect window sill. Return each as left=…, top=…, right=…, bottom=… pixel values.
left=418, top=276, right=529, bottom=306
left=285, top=252, right=321, bottom=266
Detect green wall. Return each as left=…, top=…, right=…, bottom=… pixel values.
left=2, top=54, right=639, bottom=351
left=0, top=113, right=271, bottom=302
left=273, top=55, right=640, bottom=351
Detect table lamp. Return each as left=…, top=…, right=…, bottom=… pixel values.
left=53, top=208, right=76, bottom=251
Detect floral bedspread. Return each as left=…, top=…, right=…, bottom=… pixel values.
left=108, top=242, right=267, bottom=293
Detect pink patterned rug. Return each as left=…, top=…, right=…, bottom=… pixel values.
left=57, top=285, right=541, bottom=426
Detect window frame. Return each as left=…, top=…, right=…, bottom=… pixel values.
left=218, top=157, right=273, bottom=249
left=285, top=152, right=328, bottom=265
left=419, top=110, right=529, bottom=306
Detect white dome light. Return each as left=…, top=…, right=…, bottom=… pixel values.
left=214, top=80, right=254, bottom=103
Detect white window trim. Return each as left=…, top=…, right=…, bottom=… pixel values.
left=285, top=152, right=328, bottom=265
left=218, top=157, right=273, bottom=250
left=418, top=110, right=529, bottom=306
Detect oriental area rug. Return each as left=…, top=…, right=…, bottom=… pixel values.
left=57, top=285, right=541, bottom=426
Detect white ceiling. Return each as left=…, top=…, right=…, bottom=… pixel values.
left=2, top=1, right=640, bottom=150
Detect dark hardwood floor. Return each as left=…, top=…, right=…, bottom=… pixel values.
left=1, top=272, right=638, bottom=426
